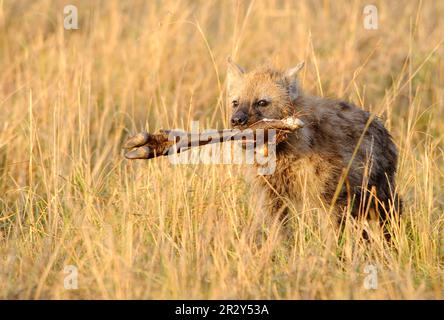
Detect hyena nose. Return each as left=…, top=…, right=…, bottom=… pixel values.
left=231, top=113, right=248, bottom=126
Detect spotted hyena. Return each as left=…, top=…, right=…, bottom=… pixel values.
left=227, top=58, right=402, bottom=228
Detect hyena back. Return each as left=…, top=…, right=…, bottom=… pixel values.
left=227, top=59, right=401, bottom=224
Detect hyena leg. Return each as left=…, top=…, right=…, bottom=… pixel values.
left=247, top=188, right=289, bottom=244
left=375, top=193, right=403, bottom=242
left=348, top=189, right=402, bottom=242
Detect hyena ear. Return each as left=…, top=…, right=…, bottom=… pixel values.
left=285, top=61, right=305, bottom=79
left=285, top=61, right=305, bottom=100
left=227, top=56, right=245, bottom=92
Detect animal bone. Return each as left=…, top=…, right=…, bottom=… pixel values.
left=123, top=116, right=304, bottom=160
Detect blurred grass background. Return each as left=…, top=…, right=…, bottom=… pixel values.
left=0, top=0, right=443, bottom=299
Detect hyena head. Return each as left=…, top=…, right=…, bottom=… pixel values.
left=227, top=58, right=305, bottom=128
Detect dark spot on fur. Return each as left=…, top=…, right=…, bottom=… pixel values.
left=307, top=136, right=315, bottom=149
left=339, top=102, right=351, bottom=110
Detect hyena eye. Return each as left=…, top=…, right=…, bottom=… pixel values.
left=232, top=100, right=239, bottom=108
left=257, top=100, right=269, bottom=107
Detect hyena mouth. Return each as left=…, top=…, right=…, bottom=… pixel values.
left=230, top=122, right=251, bottom=130
left=231, top=118, right=261, bottom=130
left=232, top=116, right=304, bottom=145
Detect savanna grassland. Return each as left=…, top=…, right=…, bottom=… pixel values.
left=0, top=0, right=443, bottom=299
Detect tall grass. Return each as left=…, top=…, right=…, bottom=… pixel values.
left=0, top=0, right=443, bottom=299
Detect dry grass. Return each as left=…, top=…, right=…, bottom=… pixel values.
left=0, top=0, right=443, bottom=299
